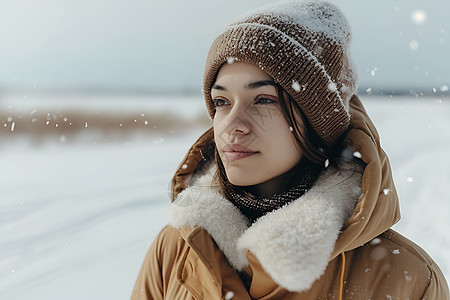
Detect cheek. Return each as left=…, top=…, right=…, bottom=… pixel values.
left=266, top=121, right=302, bottom=162
left=213, top=117, right=223, bottom=146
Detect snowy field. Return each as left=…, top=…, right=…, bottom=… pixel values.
left=0, top=93, right=449, bottom=299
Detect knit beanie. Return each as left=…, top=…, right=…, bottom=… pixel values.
left=203, top=0, right=358, bottom=145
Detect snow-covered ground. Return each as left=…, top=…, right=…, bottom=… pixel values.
left=0, top=94, right=449, bottom=299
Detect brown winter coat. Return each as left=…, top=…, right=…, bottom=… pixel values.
left=131, top=95, right=449, bottom=299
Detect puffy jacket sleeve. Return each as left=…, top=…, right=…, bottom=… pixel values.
left=131, top=225, right=184, bottom=300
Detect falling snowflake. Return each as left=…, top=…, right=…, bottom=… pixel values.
left=409, top=40, right=419, bottom=51
left=370, top=67, right=378, bottom=77
left=370, top=238, right=381, bottom=245
left=225, top=291, right=234, bottom=300
left=411, top=10, right=427, bottom=25
left=327, top=82, right=337, bottom=92
left=292, top=80, right=301, bottom=92
left=353, top=151, right=362, bottom=158
left=404, top=271, right=412, bottom=281
left=227, top=57, right=236, bottom=64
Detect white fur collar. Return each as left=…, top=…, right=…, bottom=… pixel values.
left=168, top=161, right=362, bottom=293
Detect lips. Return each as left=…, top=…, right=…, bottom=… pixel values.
left=222, top=144, right=258, bottom=161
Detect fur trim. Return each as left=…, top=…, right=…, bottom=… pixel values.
left=168, top=161, right=362, bottom=292
left=237, top=162, right=362, bottom=291
left=168, top=167, right=250, bottom=269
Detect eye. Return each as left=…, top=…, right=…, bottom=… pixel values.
left=213, top=98, right=229, bottom=107
left=255, top=96, right=277, bottom=104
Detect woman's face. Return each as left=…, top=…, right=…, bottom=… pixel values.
left=212, top=61, right=303, bottom=186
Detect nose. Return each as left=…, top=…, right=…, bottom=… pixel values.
left=224, top=104, right=251, bottom=135
left=224, top=117, right=250, bottom=135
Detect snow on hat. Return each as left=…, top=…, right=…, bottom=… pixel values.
left=203, top=0, right=358, bottom=145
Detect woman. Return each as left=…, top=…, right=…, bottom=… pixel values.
left=132, top=1, right=449, bottom=299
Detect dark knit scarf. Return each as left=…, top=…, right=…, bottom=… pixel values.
left=227, top=159, right=323, bottom=223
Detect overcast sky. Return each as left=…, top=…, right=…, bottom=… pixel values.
left=0, top=0, right=449, bottom=94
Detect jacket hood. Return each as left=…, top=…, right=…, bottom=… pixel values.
left=333, top=94, right=400, bottom=258
left=168, top=94, right=400, bottom=292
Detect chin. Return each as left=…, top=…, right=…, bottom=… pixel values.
left=226, top=172, right=265, bottom=187
left=228, top=178, right=255, bottom=186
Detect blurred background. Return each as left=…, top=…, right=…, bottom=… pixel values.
left=1, top=0, right=449, bottom=299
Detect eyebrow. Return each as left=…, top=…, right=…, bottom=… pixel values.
left=212, top=80, right=276, bottom=91
left=247, top=80, right=277, bottom=89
